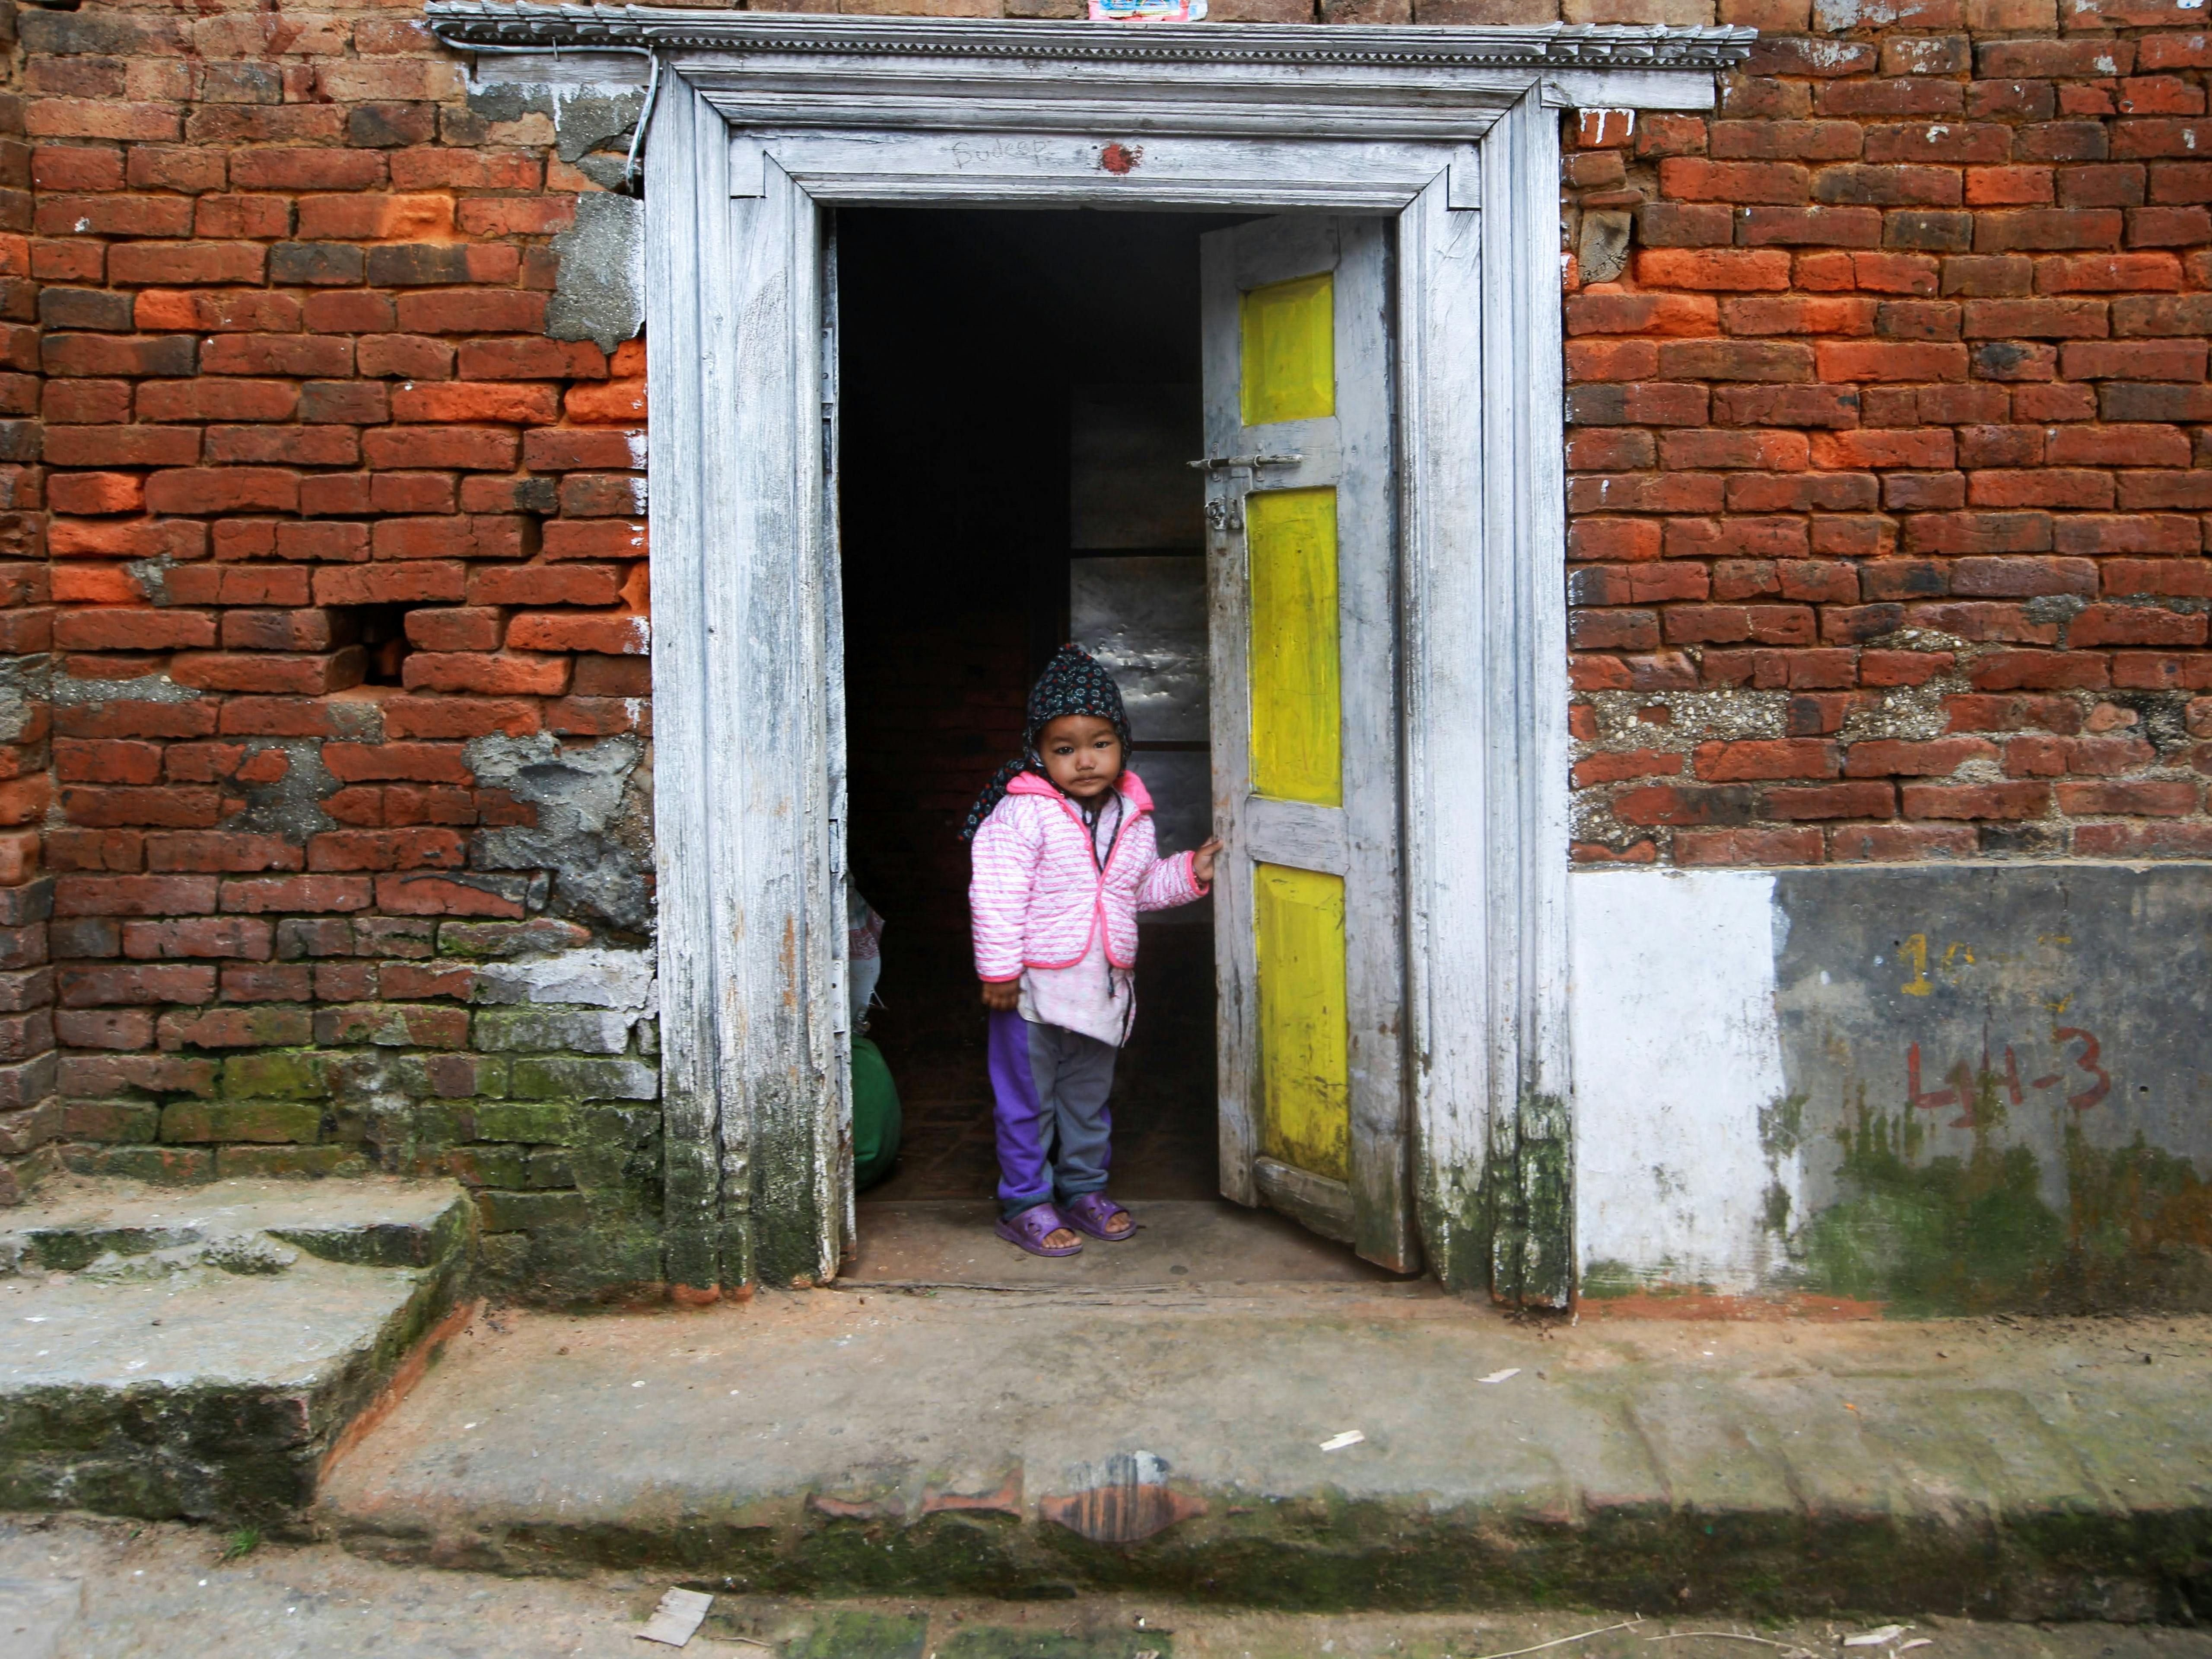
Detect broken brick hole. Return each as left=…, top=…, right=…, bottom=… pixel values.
left=338, top=603, right=414, bottom=686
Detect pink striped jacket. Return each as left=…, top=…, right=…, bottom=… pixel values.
left=969, top=769, right=1208, bottom=982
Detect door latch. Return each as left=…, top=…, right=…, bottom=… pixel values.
left=1193, top=453, right=1300, bottom=539
left=1189, top=452, right=1303, bottom=472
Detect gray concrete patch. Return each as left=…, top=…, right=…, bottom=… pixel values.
left=0, top=656, right=50, bottom=743
left=550, top=85, right=647, bottom=165
left=465, top=734, right=653, bottom=936
left=547, top=192, right=643, bottom=354
left=473, top=949, right=654, bottom=1013
left=1773, top=863, right=2212, bottom=1312
left=46, top=671, right=194, bottom=707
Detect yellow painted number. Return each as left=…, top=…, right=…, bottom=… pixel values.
left=1900, top=933, right=1932, bottom=997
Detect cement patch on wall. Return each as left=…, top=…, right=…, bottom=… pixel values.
left=547, top=191, right=643, bottom=353
left=1571, top=863, right=2212, bottom=1313
left=1571, top=869, right=1796, bottom=1299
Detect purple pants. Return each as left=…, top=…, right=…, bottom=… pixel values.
left=987, top=1008, right=1118, bottom=1217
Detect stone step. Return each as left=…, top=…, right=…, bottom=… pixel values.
left=1, top=1177, right=475, bottom=1526
left=321, top=1290, right=2212, bottom=1618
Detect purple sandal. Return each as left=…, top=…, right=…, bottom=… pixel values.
left=995, top=1203, right=1083, bottom=1258
left=1062, top=1193, right=1135, bottom=1242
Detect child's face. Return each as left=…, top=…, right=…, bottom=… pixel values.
left=1036, top=714, right=1124, bottom=801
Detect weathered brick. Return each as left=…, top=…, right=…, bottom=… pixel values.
left=159, top=1098, right=320, bottom=1143
left=1831, top=823, right=1978, bottom=859
left=57, top=964, right=215, bottom=1009
left=1672, top=827, right=1825, bottom=866
left=509, top=1056, right=658, bottom=1101
left=1901, top=780, right=2053, bottom=818
left=121, top=917, right=274, bottom=961
left=474, top=1007, right=632, bottom=1055
left=219, top=876, right=373, bottom=914
left=314, top=1001, right=470, bottom=1048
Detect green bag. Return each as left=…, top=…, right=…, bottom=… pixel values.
left=850, top=1035, right=903, bottom=1191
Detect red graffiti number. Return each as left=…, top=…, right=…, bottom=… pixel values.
left=1907, top=1043, right=1980, bottom=1128
left=1907, top=1042, right=1949, bottom=1115
left=1908, top=1034, right=2104, bottom=1124
left=2051, top=1027, right=2110, bottom=1112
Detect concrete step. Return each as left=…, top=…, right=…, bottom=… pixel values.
left=320, top=1290, right=2212, bottom=1619
left=1, top=1177, right=475, bottom=1526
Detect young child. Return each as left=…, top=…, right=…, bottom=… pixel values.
left=963, top=645, right=1221, bottom=1258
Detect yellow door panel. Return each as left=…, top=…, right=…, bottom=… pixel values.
left=1254, top=862, right=1351, bottom=1182
left=1239, top=272, right=1335, bottom=428
left=1247, top=487, right=1341, bottom=806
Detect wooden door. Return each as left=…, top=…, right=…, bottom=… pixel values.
left=1201, top=217, right=1416, bottom=1274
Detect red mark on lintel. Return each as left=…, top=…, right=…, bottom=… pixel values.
left=1100, top=143, right=1141, bottom=175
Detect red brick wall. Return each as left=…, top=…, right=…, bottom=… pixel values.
left=1565, top=6, right=2212, bottom=867
left=7, top=0, right=658, bottom=1266
left=6, top=0, right=2212, bottom=1260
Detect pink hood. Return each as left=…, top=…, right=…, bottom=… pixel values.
left=1004, top=768, right=1156, bottom=811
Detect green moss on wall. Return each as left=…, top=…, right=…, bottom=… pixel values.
left=1797, top=1109, right=2212, bottom=1315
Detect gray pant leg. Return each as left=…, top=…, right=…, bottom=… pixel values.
left=1025, top=1021, right=1118, bottom=1200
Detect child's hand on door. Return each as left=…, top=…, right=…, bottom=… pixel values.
left=1192, top=837, right=1224, bottom=887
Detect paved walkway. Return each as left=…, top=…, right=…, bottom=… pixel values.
left=318, top=1289, right=2212, bottom=1618
left=9, top=1513, right=2212, bottom=1657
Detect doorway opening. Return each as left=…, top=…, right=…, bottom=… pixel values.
left=836, top=207, right=1410, bottom=1290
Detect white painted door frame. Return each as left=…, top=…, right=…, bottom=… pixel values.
left=425, top=4, right=1751, bottom=1298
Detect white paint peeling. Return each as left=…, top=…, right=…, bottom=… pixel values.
left=626, top=430, right=648, bottom=470
left=1580, top=108, right=1636, bottom=146
left=1798, top=19, right=1880, bottom=60
left=1570, top=869, right=1796, bottom=1294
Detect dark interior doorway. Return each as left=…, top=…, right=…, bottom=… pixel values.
left=835, top=208, right=1414, bottom=1291
left=839, top=207, right=1226, bottom=1210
